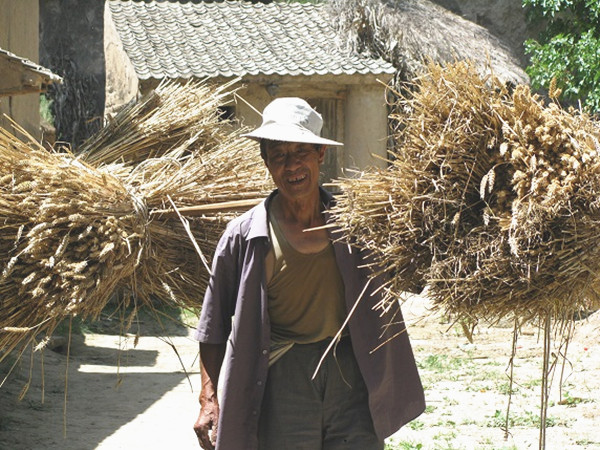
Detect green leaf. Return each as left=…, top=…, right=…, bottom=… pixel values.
left=523, top=0, right=600, bottom=113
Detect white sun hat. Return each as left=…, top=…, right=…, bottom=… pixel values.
left=242, top=97, right=343, bottom=146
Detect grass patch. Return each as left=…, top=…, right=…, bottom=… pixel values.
left=481, top=360, right=503, bottom=367
left=467, top=367, right=504, bottom=382
left=460, top=418, right=479, bottom=426
left=40, top=94, right=54, bottom=125
left=419, top=354, right=465, bottom=371
left=435, top=419, right=457, bottom=427
left=418, top=354, right=470, bottom=383
left=408, top=419, right=425, bottom=431
left=464, top=381, right=493, bottom=393
left=179, top=306, right=200, bottom=326
left=497, top=381, right=519, bottom=395
left=385, top=440, right=423, bottom=450
left=431, top=430, right=461, bottom=450
left=558, top=391, right=593, bottom=407
left=442, top=396, right=459, bottom=406
left=576, top=439, right=600, bottom=446
left=488, top=409, right=559, bottom=428
left=424, top=405, right=437, bottom=414
left=522, top=377, right=543, bottom=389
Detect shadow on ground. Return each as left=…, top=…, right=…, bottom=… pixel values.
left=0, top=305, right=200, bottom=450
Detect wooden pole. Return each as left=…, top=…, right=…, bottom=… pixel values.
left=150, top=198, right=263, bottom=217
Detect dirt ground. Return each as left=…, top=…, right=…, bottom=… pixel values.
left=1, top=295, right=599, bottom=450
left=390, top=294, right=600, bottom=450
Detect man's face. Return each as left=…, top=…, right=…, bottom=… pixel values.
left=263, top=140, right=325, bottom=202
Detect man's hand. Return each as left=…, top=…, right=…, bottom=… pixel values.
left=194, top=395, right=220, bottom=450
left=193, top=342, right=226, bottom=449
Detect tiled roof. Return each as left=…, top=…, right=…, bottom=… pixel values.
left=108, top=0, right=395, bottom=80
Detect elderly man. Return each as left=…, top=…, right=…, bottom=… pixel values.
left=193, top=98, right=425, bottom=449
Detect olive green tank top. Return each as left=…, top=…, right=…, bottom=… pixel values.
left=266, top=213, right=346, bottom=344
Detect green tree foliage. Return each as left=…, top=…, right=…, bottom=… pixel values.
left=523, top=0, right=600, bottom=113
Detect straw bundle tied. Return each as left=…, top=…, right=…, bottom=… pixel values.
left=0, top=130, right=145, bottom=358
left=0, top=80, right=271, bottom=362
left=331, top=61, right=600, bottom=326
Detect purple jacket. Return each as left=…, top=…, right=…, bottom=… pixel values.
left=195, top=189, right=425, bottom=449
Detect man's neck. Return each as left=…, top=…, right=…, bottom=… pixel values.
left=273, top=190, right=323, bottom=229
left=271, top=190, right=329, bottom=254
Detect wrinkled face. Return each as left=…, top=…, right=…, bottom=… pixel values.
left=263, top=140, right=325, bottom=202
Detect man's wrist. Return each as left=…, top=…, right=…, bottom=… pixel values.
left=200, top=391, right=218, bottom=404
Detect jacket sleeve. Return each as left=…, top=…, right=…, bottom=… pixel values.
left=194, top=222, right=241, bottom=344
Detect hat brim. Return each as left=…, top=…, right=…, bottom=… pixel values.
left=242, top=123, right=343, bottom=146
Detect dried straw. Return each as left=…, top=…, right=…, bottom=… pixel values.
left=78, top=79, right=239, bottom=166
left=0, top=80, right=272, bottom=362
left=0, top=130, right=145, bottom=358
left=327, top=0, right=528, bottom=85
left=331, top=60, right=600, bottom=325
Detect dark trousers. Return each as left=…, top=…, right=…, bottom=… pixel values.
left=258, top=337, right=383, bottom=450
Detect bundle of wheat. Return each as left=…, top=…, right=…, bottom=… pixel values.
left=332, top=61, right=507, bottom=304
left=81, top=79, right=269, bottom=308
left=0, top=129, right=146, bottom=357
left=125, top=130, right=270, bottom=308
left=0, top=81, right=271, bottom=361
left=78, top=79, right=238, bottom=166
left=432, top=82, right=600, bottom=323
left=331, top=61, right=600, bottom=325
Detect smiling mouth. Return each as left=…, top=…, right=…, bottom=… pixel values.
left=288, top=174, right=307, bottom=184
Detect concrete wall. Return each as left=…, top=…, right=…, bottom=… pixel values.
left=0, top=0, right=41, bottom=139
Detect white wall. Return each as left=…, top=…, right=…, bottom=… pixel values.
left=343, top=84, right=389, bottom=174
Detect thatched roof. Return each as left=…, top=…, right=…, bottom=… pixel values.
left=328, top=0, right=529, bottom=85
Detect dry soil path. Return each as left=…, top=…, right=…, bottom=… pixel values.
left=1, top=295, right=599, bottom=449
